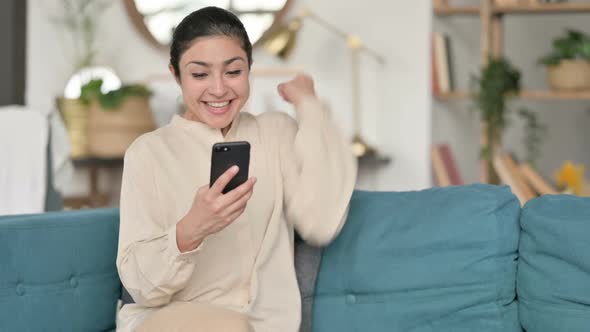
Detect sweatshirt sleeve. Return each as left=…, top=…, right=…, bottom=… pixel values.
left=274, top=96, right=357, bottom=246
left=116, top=139, right=201, bottom=307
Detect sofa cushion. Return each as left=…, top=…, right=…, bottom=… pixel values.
left=313, top=184, right=521, bottom=332
left=517, top=195, right=590, bottom=332
left=0, top=208, right=121, bottom=332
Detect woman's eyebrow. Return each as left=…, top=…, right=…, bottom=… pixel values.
left=224, top=57, right=245, bottom=65
left=187, top=61, right=210, bottom=67
left=186, top=57, right=245, bottom=68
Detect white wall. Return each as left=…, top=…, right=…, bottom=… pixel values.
left=433, top=5, right=590, bottom=183
left=27, top=0, right=432, bottom=198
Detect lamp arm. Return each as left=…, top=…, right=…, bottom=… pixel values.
left=304, top=10, right=386, bottom=64
left=305, top=11, right=348, bottom=40
left=351, top=47, right=361, bottom=136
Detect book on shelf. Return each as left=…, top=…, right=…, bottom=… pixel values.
left=431, top=143, right=463, bottom=187
left=431, top=42, right=440, bottom=96
left=432, top=145, right=450, bottom=187
left=432, top=32, right=454, bottom=97
left=519, top=163, right=558, bottom=195
left=493, top=153, right=536, bottom=205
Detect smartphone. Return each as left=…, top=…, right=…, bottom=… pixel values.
left=210, top=141, right=250, bottom=194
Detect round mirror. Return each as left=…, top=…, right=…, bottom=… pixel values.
left=124, top=0, right=292, bottom=51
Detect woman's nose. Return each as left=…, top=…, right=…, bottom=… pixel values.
left=208, top=76, right=229, bottom=98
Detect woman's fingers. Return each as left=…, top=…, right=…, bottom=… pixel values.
left=219, top=176, right=256, bottom=207
left=223, top=186, right=254, bottom=217
left=210, top=166, right=239, bottom=195
left=222, top=206, right=247, bottom=227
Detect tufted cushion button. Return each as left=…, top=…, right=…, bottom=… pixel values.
left=15, top=283, right=25, bottom=296
left=70, top=276, right=78, bottom=288
left=345, top=294, right=356, bottom=304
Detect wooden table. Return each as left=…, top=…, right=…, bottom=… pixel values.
left=64, top=157, right=124, bottom=209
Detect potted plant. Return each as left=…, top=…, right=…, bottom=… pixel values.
left=81, top=79, right=155, bottom=158
left=471, top=57, right=546, bottom=183
left=50, top=0, right=114, bottom=157
left=539, top=29, right=590, bottom=91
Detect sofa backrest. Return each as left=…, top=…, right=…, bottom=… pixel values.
left=312, top=184, right=522, bottom=332
left=0, top=208, right=121, bottom=332
left=517, top=194, right=590, bottom=332
left=2, top=187, right=589, bottom=332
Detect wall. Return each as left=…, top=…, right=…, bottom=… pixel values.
left=433, top=2, right=590, bottom=184
left=27, top=0, right=432, bottom=199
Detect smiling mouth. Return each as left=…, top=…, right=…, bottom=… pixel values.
left=203, top=99, right=233, bottom=115
left=206, top=100, right=231, bottom=108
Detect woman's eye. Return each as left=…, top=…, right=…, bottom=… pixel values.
left=192, top=73, right=207, bottom=79
left=227, top=70, right=242, bottom=76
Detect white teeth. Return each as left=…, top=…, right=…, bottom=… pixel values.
left=207, top=101, right=230, bottom=108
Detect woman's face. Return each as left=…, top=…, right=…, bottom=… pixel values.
left=172, top=35, right=250, bottom=133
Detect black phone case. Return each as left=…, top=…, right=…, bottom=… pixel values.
left=210, top=141, right=250, bottom=194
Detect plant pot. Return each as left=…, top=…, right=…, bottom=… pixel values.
left=547, top=60, right=590, bottom=91
left=56, top=97, right=90, bottom=158
left=88, top=96, right=155, bottom=158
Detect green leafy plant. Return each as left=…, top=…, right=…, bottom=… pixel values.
left=49, top=0, right=114, bottom=71
left=471, top=57, right=546, bottom=182
left=518, top=109, right=547, bottom=167
left=539, top=29, right=590, bottom=66
left=80, top=79, right=152, bottom=111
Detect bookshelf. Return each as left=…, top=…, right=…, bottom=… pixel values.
left=433, top=0, right=590, bottom=183
left=434, top=3, right=590, bottom=15
left=435, top=90, right=590, bottom=101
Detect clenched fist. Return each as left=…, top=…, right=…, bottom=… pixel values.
left=277, top=74, right=317, bottom=106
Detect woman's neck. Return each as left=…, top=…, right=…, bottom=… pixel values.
left=183, top=111, right=231, bottom=137
left=221, top=124, right=231, bottom=136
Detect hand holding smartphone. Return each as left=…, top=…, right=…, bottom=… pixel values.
left=176, top=141, right=254, bottom=253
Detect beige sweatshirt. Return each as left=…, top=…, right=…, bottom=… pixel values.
left=116, top=97, right=357, bottom=332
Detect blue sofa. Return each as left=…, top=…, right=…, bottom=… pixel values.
left=1, top=184, right=589, bottom=332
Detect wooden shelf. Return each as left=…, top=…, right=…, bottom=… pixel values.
left=434, top=3, right=590, bottom=16
left=434, top=91, right=470, bottom=101
left=434, top=5, right=479, bottom=16
left=495, top=3, right=590, bottom=14
left=520, top=90, right=590, bottom=100
left=435, top=90, right=590, bottom=101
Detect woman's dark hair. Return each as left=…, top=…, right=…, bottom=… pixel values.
left=170, top=6, right=253, bottom=79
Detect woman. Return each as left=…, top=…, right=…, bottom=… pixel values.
left=116, top=6, right=356, bottom=332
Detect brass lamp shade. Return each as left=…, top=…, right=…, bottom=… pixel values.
left=262, top=18, right=301, bottom=60
left=351, top=134, right=376, bottom=158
